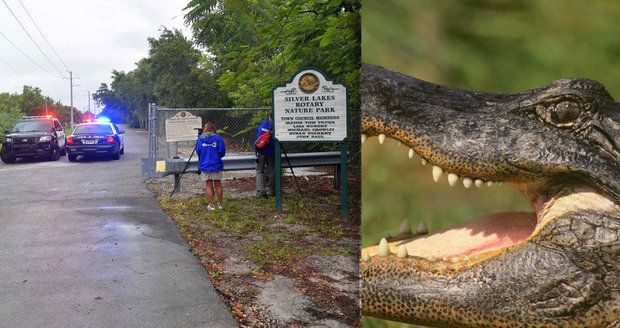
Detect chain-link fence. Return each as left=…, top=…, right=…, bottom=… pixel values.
left=147, top=104, right=360, bottom=179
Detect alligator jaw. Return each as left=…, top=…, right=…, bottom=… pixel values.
left=361, top=64, right=620, bottom=326
left=361, top=186, right=620, bottom=327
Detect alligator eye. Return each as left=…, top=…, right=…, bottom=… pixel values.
left=550, top=101, right=581, bottom=126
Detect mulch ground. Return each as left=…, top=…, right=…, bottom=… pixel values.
left=147, top=171, right=361, bottom=327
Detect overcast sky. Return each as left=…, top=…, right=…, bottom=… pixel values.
left=0, top=0, right=191, bottom=113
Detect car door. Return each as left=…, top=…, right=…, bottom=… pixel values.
left=113, top=124, right=125, bottom=148
left=54, top=120, right=65, bottom=148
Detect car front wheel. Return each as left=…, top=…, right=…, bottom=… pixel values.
left=49, top=145, right=61, bottom=161
left=0, top=150, right=16, bottom=163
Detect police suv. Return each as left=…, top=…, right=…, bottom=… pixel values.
left=0, top=115, right=66, bottom=163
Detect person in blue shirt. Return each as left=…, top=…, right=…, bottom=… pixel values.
left=255, top=113, right=275, bottom=197
left=196, top=122, right=226, bottom=211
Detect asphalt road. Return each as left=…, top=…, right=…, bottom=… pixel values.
left=0, top=128, right=236, bottom=328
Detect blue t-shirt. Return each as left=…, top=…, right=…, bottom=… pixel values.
left=196, top=133, right=226, bottom=172
left=255, top=119, right=275, bottom=157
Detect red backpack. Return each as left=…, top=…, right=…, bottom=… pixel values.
left=255, top=130, right=272, bottom=149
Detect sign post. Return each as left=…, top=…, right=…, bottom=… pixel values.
left=272, top=69, right=348, bottom=219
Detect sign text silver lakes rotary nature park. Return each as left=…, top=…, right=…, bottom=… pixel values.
left=273, top=70, right=347, bottom=141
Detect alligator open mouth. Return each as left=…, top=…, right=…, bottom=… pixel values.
left=360, top=134, right=600, bottom=266
left=360, top=64, right=620, bottom=327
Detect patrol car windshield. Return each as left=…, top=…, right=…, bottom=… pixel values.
left=12, top=120, right=53, bottom=133
left=74, top=124, right=113, bottom=134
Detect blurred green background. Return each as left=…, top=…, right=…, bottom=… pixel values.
left=361, top=0, right=620, bottom=327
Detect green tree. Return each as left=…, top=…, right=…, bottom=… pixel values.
left=184, top=0, right=361, bottom=108
left=0, top=92, right=24, bottom=139
left=94, top=28, right=230, bottom=127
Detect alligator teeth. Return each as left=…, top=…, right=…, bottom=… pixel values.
left=427, top=256, right=436, bottom=262
left=451, top=257, right=459, bottom=263
left=398, top=219, right=412, bottom=234
left=408, top=148, right=414, bottom=159
left=432, top=166, right=443, bottom=182
left=486, top=181, right=495, bottom=186
left=442, top=257, right=448, bottom=262
left=378, top=134, right=386, bottom=144
left=416, top=221, right=428, bottom=235
left=362, top=252, right=370, bottom=262
left=447, top=173, right=459, bottom=186
left=397, top=245, right=408, bottom=258
left=463, top=255, right=470, bottom=262
left=421, top=158, right=427, bottom=166
left=474, top=179, right=484, bottom=187
left=463, top=177, right=473, bottom=189
left=377, top=238, right=390, bottom=256
left=361, top=134, right=367, bottom=144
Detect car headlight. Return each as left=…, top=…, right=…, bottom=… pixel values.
left=39, top=136, right=52, bottom=142
left=4, top=137, right=11, bottom=143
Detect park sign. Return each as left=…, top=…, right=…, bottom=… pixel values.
left=273, top=69, right=347, bottom=141
left=272, top=69, right=349, bottom=219
left=165, top=111, right=202, bottom=142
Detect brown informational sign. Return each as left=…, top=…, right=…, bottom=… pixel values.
left=165, top=111, right=202, bottom=142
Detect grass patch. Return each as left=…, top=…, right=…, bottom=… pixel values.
left=247, top=236, right=307, bottom=266
left=283, top=213, right=296, bottom=224
left=159, top=191, right=354, bottom=268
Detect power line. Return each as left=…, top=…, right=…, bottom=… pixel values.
left=0, top=29, right=57, bottom=78
left=0, top=54, right=22, bottom=77
left=17, top=0, right=70, bottom=71
left=0, top=57, right=22, bottom=90
left=1, top=0, right=65, bottom=78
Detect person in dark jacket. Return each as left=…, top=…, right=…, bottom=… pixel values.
left=196, top=122, right=226, bottom=210
left=255, top=113, right=275, bottom=197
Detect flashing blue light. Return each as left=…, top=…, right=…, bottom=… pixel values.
left=96, top=117, right=111, bottom=123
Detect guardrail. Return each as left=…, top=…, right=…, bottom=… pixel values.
left=141, top=151, right=343, bottom=193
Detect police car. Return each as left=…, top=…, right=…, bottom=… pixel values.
left=66, top=119, right=125, bottom=161
left=0, top=115, right=66, bottom=163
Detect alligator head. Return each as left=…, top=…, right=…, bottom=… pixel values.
left=361, top=63, right=620, bottom=327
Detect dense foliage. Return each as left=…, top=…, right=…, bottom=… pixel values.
left=185, top=0, right=360, bottom=108
left=0, top=86, right=80, bottom=139
left=93, top=0, right=360, bottom=126
left=93, top=28, right=229, bottom=127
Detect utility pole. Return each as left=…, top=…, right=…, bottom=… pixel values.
left=88, top=90, right=91, bottom=115
left=45, top=98, right=48, bottom=116
left=69, top=71, right=74, bottom=127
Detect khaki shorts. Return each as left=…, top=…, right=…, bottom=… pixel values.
left=200, top=171, right=222, bottom=181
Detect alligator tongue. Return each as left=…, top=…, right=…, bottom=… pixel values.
left=368, top=212, right=537, bottom=258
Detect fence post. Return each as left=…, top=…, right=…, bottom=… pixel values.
left=148, top=103, right=157, bottom=159
left=340, top=140, right=348, bottom=219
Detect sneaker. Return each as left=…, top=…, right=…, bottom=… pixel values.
left=207, top=204, right=215, bottom=211
left=217, top=204, right=223, bottom=210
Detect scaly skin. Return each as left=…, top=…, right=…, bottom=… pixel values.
left=361, top=63, right=620, bottom=327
